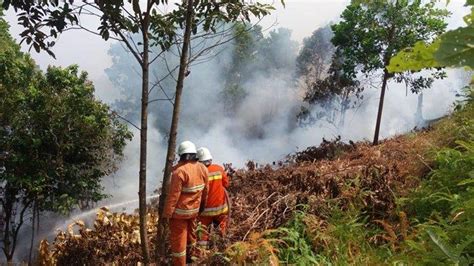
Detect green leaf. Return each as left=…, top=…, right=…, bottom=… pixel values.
left=457, top=177, right=474, bottom=186
left=405, top=239, right=425, bottom=252
left=434, top=25, right=474, bottom=68
left=387, top=40, right=442, bottom=73
left=426, top=228, right=460, bottom=263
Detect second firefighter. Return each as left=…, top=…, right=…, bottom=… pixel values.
left=196, top=147, right=230, bottom=248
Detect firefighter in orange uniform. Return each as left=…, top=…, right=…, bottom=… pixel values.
left=196, top=147, right=229, bottom=248
left=163, top=141, right=208, bottom=265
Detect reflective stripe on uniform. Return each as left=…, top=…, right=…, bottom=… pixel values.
left=170, top=250, right=186, bottom=257
left=200, top=204, right=228, bottom=216
left=208, top=174, right=222, bottom=181
left=208, top=171, right=222, bottom=181
left=174, top=207, right=200, bottom=216
left=182, top=184, right=205, bottom=193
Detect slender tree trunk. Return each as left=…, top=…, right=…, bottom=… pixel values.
left=3, top=187, right=13, bottom=262
left=28, top=202, right=37, bottom=265
left=415, top=92, right=424, bottom=125
left=156, top=0, right=194, bottom=260
left=373, top=69, right=389, bottom=145
left=139, top=16, right=151, bottom=264
left=338, top=92, right=350, bottom=128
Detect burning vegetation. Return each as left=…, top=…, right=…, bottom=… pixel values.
left=38, top=90, right=474, bottom=264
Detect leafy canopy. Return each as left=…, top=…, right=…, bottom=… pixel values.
left=332, top=0, right=448, bottom=82
left=0, top=15, right=132, bottom=213
left=388, top=0, right=474, bottom=72
left=2, top=0, right=281, bottom=57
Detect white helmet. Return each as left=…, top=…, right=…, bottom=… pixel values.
left=197, top=147, right=213, bottom=161
left=178, top=141, right=197, bottom=156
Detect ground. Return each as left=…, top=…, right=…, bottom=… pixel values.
left=39, top=90, right=474, bottom=265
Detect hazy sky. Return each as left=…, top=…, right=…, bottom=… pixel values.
left=5, top=0, right=468, bottom=101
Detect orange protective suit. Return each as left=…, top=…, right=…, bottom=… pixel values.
left=197, top=164, right=229, bottom=247
left=163, top=161, right=208, bottom=266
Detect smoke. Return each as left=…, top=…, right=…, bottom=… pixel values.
left=57, top=0, right=472, bottom=207
left=4, top=2, right=470, bottom=263
left=101, top=27, right=466, bottom=209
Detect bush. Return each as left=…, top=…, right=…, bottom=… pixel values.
left=401, top=139, right=474, bottom=265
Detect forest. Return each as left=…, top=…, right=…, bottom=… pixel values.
left=0, top=0, right=473, bottom=265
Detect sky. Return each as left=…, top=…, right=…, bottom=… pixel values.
left=2, top=1, right=355, bottom=101
left=5, top=0, right=468, bottom=101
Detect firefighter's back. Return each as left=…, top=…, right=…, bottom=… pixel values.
left=172, top=161, right=208, bottom=219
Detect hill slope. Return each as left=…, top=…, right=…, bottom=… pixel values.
left=39, top=89, right=474, bottom=265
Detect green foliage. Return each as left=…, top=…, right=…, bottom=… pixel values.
left=332, top=0, right=448, bottom=80
left=269, top=209, right=318, bottom=265
left=389, top=0, right=474, bottom=72
left=401, top=139, right=474, bottom=265
left=256, top=203, right=392, bottom=265
left=308, top=207, right=388, bottom=264
left=332, top=0, right=448, bottom=79
left=435, top=23, right=474, bottom=68
left=259, top=28, right=298, bottom=72
left=431, top=86, right=474, bottom=148
left=221, top=84, right=248, bottom=114
left=2, top=0, right=279, bottom=55
left=0, top=17, right=131, bottom=260
left=302, top=0, right=449, bottom=128
left=386, top=89, right=474, bottom=265
left=388, top=40, right=442, bottom=72
left=1, top=63, right=132, bottom=212
left=234, top=89, right=474, bottom=265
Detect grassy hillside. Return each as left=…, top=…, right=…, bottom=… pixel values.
left=39, top=88, right=474, bottom=265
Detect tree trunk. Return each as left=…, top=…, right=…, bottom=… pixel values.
left=3, top=187, right=13, bottom=262
left=139, top=15, right=151, bottom=264
left=373, top=69, right=389, bottom=145
left=156, top=0, right=194, bottom=260
left=338, top=92, right=350, bottom=128
left=415, top=92, right=424, bottom=125
left=28, top=202, right=37, bottom=265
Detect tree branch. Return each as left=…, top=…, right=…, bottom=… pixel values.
left=113, top=112, right=141, bottom=131
left=63, top=25, right=122, bottom=41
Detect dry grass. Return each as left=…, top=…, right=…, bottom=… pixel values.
left=227, top=128, right=440, bottom=242
left=40, top=121, right=452, bottom=264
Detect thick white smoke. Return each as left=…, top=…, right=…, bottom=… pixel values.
left=5, top=1, right=470, bottom=262
left=103, top=62, right=465, bottom=208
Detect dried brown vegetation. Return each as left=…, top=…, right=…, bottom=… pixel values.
left=39, top=208, right=159, bottom=265
left=286, top=136, right=356, bottom=163
left=227, top=131, right=435, bottom=242
left=39, top=129, right=439, bottom=264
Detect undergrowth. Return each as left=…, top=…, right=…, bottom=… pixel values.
left=220, top=87, right=474, bottom=265
left=399, top=139, right=474, bottom=265
left=40, top=89, right=473, bottom=265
